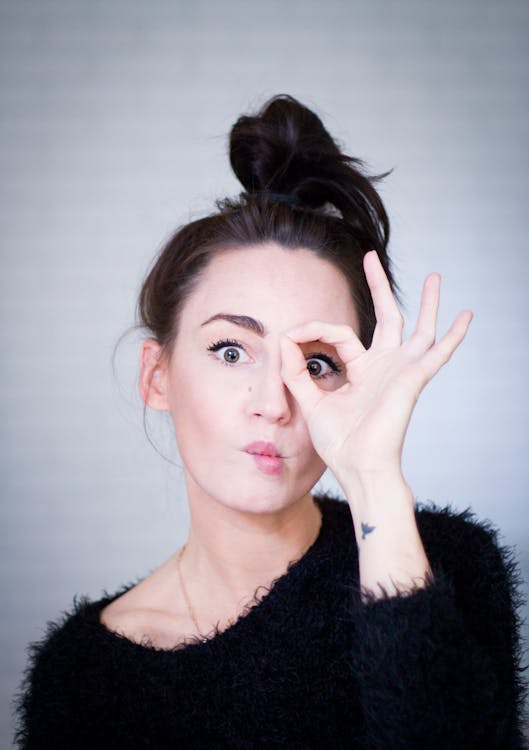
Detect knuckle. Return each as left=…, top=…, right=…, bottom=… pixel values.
left=410, top=326, right=435, bottom=348
left=383, top=310, right=404, bottom=328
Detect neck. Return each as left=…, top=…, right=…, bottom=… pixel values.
left=178, top=489, right=322, bottom=623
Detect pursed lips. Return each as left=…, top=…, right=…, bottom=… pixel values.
left=243, top=441, right=283, bottom=458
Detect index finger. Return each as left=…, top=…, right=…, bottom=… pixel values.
left=284, top=320, right=365, bottom=365
left=364, top=250, right=404, bottom=348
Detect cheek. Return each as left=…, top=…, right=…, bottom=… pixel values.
left=169, top=363, right=248, bottom=453
left=167, top=371, right=219, bottom=445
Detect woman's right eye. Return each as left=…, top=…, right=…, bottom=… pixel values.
left=207, top=339, right=249, bottom=366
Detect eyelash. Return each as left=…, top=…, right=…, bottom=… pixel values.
left=206, top=338, right=343, bottom=380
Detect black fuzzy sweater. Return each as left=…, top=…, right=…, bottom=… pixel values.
left=13, top=493, right=529, bottom=749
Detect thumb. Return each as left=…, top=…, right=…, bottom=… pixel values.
left=279, top=334, right=324, bottom=419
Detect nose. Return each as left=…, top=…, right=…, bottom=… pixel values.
left=246, top=351, right=293, bottom=424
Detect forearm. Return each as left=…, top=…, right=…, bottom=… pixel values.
left=338, top=468, right=433, bottom=602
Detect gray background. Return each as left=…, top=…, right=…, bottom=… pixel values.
left=1, top=0, right=528, bottom=745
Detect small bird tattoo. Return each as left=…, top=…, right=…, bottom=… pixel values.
left=361, top=521, right=376, bottom=540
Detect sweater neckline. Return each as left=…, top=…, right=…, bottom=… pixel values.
left=79, top=494, right=353, bottom=656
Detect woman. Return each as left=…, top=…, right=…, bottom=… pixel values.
left=14, top=94, right=527, bottom=748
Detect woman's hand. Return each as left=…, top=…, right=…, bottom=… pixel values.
left=279, top=250, right=473, bottom=486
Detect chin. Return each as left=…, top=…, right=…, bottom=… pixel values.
left=183, top=458, right=322, bottom=515
left=216, top=479, right=314, bottom=517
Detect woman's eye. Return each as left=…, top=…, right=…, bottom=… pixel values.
left=207, top=339, right=249, bottom=366
left=306, top=354, right=342, bottom=380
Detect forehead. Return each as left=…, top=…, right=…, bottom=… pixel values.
left=181, top=242, right=359, bottom=333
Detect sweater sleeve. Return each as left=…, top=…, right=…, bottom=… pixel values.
left=348, top=505, right=528, bottom=750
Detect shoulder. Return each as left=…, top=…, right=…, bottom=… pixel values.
left=19, top=577, right=148, bottom=682
left=24, top=592, right=101, bottom=662
left=413, top=500, right=526, bottom=624
left=16, top=565, right=183, bottom=679
left=19, top=586, right=131, bottom=681
left=414, top=501, right=521, bottom=577
left=13, top=582, right=161, bottom=748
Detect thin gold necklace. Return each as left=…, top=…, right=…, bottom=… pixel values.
left=176, top=505, right=322, bottom=646
left=176, top=543, right=209, bottom=644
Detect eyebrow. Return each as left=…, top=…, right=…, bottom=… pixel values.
left=200, top=313, right=267, bottom=337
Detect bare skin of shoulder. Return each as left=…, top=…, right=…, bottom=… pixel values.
left=99, top=554, right=198, bottom=649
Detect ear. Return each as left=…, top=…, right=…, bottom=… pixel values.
left=138, top=338, right=170, bottom=411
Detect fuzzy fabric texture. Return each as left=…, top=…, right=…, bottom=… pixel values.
left=13, top=492, right=529, bottom=749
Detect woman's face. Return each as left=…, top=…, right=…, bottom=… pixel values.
left=146, top=242, right=359, bottom=515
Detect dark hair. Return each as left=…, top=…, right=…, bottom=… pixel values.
left=137, top=93, right=402, bottom=365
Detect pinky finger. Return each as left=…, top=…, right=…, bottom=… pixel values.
left=417, top=310, right=474, bottom=381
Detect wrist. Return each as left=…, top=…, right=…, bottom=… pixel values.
left=338, top=471, right=431, bottom=600
left=336, top=465, right=414, bottom=515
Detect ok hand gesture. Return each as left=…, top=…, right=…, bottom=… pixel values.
left=279, top=250, right=473, bottom=485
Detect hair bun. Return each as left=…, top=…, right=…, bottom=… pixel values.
left=228, top=94, right=390, bottom=252
left=229, top=94, right=342, bottom=206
